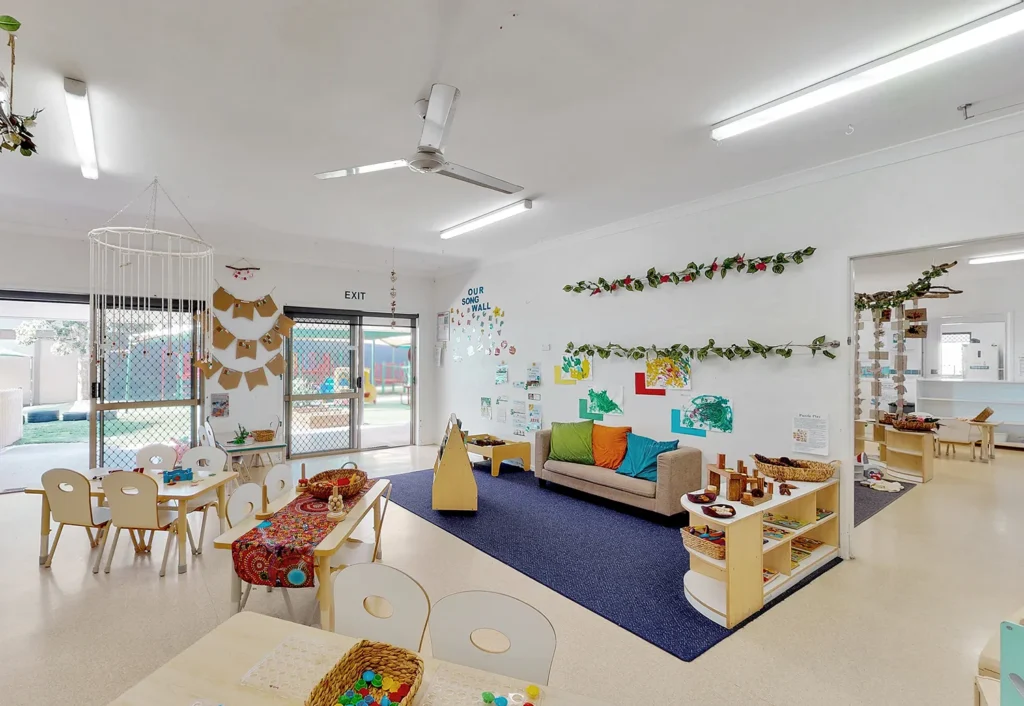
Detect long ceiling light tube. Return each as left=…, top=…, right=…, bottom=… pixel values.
left=440, top=199, right=532, bottom=239
left=711, top=4, right=1024, bottom=141
left=63, top=77, right=98, bottom=179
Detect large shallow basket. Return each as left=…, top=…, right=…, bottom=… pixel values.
left=250, top=429, right=276, bottom=442
left=307, top=462, right=367, bottom=500
left=681, top=526, right=726, bottom=560
left=892, top=419, right=937, bottom=432
left=306, top=640, right=423, bottom=706
left=752, top=456, right=838, bottom=483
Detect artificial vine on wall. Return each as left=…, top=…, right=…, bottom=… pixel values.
left=565, top=335, right=839, bottom=362
left=854, top=261, right=960, bottom=311
left=563, top=247, right=816, bottom=295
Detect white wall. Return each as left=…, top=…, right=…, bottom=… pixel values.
left=0, top=234, right=438, bottom=444
left=434, top=122, right=1024, bottom=557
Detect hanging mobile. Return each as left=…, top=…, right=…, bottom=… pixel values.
left=226, top=258, right=260, bottom=281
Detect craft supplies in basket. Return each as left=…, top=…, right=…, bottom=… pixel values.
left=752, top=454, right=838, bottom=483
left=681, top=525, right=726, bottom=560
left=305, top=640, right=423, bottom=706
left=307, top=462, right=367, bottom=500
left=250, top=428, right=276, bottom=442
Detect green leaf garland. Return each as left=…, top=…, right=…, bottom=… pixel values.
left=563, top=247, right=816, bottom=295
left=565, top=336, right=839, bottom=362
left=854, top=261, right=958, bottom=311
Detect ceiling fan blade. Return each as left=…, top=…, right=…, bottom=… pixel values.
left=418, top=83, right=460, bottom=152
left=436, top=163, right=523, bottom=194
left=314, top=159, right=407, bottom=180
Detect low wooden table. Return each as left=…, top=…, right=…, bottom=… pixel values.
left=25, top=467, right=237, bottom=574
left=222, top=439, right=287, bottom=482
left=109, top=612, right=609, bottom=705
left=964, top=419, right=1000, bottom=464
left=465, top=434, right=531, bottom=477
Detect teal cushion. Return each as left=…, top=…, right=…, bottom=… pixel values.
left=616, top=433, right=678, bottom=481
left=549, top=420, right=595, bottom=465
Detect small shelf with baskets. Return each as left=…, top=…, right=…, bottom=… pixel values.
left=681, top=470, right=840, bottom=629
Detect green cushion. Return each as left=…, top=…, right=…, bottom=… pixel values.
left=549, top=420, right=595, bottom=465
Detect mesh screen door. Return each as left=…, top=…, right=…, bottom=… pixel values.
left=91, top=299, right=199, bottom=469
left=285, top=311, right=360, bottom=457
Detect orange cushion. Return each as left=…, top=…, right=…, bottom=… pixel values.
left=592, top=424, right=632, bottom=469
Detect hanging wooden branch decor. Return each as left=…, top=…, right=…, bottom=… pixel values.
left=565, top=335, right=839, bottom=362
left=854, top=309, right=863, bottom=420
left=1, top=15, right=44, bottom=158
left=854, top=261, right=961, bottom=310
left=563, top=247, right=816, bottom=295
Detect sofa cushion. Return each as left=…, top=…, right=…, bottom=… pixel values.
left=549, top=420, right=595, bottom=465
left=617, top=433, right=679, bottom=481
left=592, top=424, right=631, bottom=469
left=544, top=460, right=656, bottom=498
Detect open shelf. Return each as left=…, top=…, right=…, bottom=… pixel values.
left=764, top=543, right=839, bottom=601
left=886, top=447, right=924, bottom=457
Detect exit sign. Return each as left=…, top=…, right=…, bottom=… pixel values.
left=345, top=291, right=366, bottom=301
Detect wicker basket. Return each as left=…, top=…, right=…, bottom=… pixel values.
left=752, top=456, right=838, bottom=483
left=306, top=640, right=424, bottom=706
left=307, top=462, right=367, bottom=500
left=892, top=419, right=937, bottom=432
left=250, top=429, right=276, bottom=442
left=681, top=527, right=726, bottom=560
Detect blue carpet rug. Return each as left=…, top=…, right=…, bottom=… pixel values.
left=387, top=464, right=841, bottom=661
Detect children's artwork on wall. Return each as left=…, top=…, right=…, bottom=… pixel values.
left=677, top=395, right=734, bottom=434
left=560, top=354, right=593, bottom=382
left=211, top=393, right=229, bottom=418
left=527, top=363, right=541, bottom=388
left=527, top=403, right=542, bottom=431
left=645, top=356, right=691, bottom=390
left=671, top=408, right=704, bottom=437
left=578, top=398, right=604, bottom=421
left=495, top=364, right=509, bottom=385
left=554, top=366, right=577, bottom=385
left=587, top=386, right=624, bottom=415
left=634, top=372, right=666, bottom=396
left=480, top=397, right=492, bottom=420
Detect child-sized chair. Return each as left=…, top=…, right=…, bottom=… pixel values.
left=40, top=468, right=111, bottom=571
left=135, top=443, right=178, bottom=471
left=263, top=463, right=294, bottom=503
left=332, top=563, right=430, bottom=651
left=935, top=418, right=977, bottom=460
left=100, top=472, right=181, bottom=577
left=179, top=445, right=227, bottom=554
left=428, top=591, right=557, bottom=685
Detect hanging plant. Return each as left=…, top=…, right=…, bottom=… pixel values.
left=854, top=262, right=960, bottom=311
left=565, top=335, right=839, bottom=362
left=563, top=247, right=815, bottom=295
left=1, top=15, right=42, bottom=157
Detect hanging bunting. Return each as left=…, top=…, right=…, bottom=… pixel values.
left=212, top=318, right=235, bottom=349
left=273, top=315, right=295, bottom=336
left=204, top=358, right=223, bottom=380
left=265, top=352, right=286, bottom=377
left=233, top=300, right=256, bottom=320
left=260, top=328, right=283, bottom=352
left=212, top=287, right=234, bottom=311
left=235, top=339, right=257, bottom=359
left=244, top=367, right=268, bottom=391
left=254, top=295, right=278, bottom=317
left=218, top=368, right=242, bottom=390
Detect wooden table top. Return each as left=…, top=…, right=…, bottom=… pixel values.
left=222, top=439, right=287, bottom=452
left=108, top=612, right=608, bottom=705
left=213, top=479, right=390, bottom=558
left=23, top=468, right=237, bottom=501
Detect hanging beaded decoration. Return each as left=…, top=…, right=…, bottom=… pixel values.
left=390, top=248, right=398, bottom=328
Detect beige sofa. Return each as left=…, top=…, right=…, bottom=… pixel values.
left=534, top=429, right=701, bottom=519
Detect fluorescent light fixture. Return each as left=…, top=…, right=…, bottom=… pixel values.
left=314, top=159, right=407, bottom=179
left=63, top=78, right=98, bottom=179
left=711, top=4, right=1024, bottom=141
left=968, top=252, right=1024, bottom=265
left=440, top=199, right=532, bottom=239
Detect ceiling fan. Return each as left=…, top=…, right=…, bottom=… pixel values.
left=315, top=83, right=523, bottom=194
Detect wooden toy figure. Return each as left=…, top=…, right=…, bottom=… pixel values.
left=297, top=462, right=309, bottom=492
left=326, top=484, right=347, bottom=522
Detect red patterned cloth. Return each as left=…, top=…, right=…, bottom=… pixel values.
left=231, top=480, right=378, bottom=588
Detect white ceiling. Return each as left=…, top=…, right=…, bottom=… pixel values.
left=3, top=0, right=1024, bottom=273
left=854, top=232, right=1024, bottom=285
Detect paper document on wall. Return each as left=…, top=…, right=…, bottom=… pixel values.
left=511, top=401, right=527, bottom=437
left=792, top=413, right=829, bottom=456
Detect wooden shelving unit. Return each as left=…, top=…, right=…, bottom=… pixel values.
left=882, top=427, right=934, bottom=483
left=681, top=477, right=840, bottom=628
left=854, top=420, right=885, bottom=458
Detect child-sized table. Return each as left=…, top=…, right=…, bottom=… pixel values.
left=465, top=435, right=532, bottom=477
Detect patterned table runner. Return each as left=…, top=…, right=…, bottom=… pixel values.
left=231, top=480, right=378, bottom=588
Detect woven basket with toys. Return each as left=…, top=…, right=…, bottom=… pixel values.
left=307, top=461, right=367, bottom=500
left=306, top=640, right=423, bottom=706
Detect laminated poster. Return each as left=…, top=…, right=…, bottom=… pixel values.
left=495, top=365, right=509, bottom=385
left=792, top=413, right=829, bottom=456
left=211, top=393, right=229, bottom=418
left=526, top=362, right=541, bottom=387
left=527, top=403, right=542, bottom=432
left=480, top=397, right=492, bottom=420
left=511, top=401, right=527, bottom=437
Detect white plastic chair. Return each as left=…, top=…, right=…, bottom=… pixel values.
left=179, top=445, right=228, bottom=553
left=226, top=482, right=263, bottom=611
left=263, top=463, right=294, bottom=502
left=428, top=591, right=557, bottom=684
left=40, top=469, right=111, bottom=571
left=332, top=563, right=430, bottom=651
left=100, top=472, right=181, bottom=577
left=136, top=443, right=178, bottom=471
left=935, top=418, right=977, bottom=460
left=204, top=418, right=220, bottom=448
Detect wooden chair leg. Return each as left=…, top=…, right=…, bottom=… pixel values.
left=281, top=588, right=297, bottom=622
left=104, top=528, right=122, bottom=573
left=43, top=523, right=65, bottom=568
left=159, top=529, right=174, bottom=578
left=186, top=522, right=199, bottom=555
left=92, top=524, right=110, bottom=574
left=240, top=582, right=253, bottom=610
left=85, top=526, right=97, bottom=548
left=128, top=529, right=142, bottom=552
left=196, top=506, right=211, bottom=555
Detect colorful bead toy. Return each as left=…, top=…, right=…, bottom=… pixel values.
left=336, top=671, right=410, bottom=706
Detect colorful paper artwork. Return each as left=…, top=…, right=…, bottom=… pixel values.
left=554, top=366, right=577, bottom=385
left=211, top=393, right=229, bottom=418
left=671, top=409, right=705, bottom=437
left=587, top=386, right=624, bottom=415
left=676, top=395, right=734, bottom=434
left=578, top=398, right=604, bottom=421
left=527, top=403, right=542, bottom=431
left=634, top=372, right=666, bottom=396
left=645, top=356, right=691, bottom=390
left=560, top=354, right=593, bottom=382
